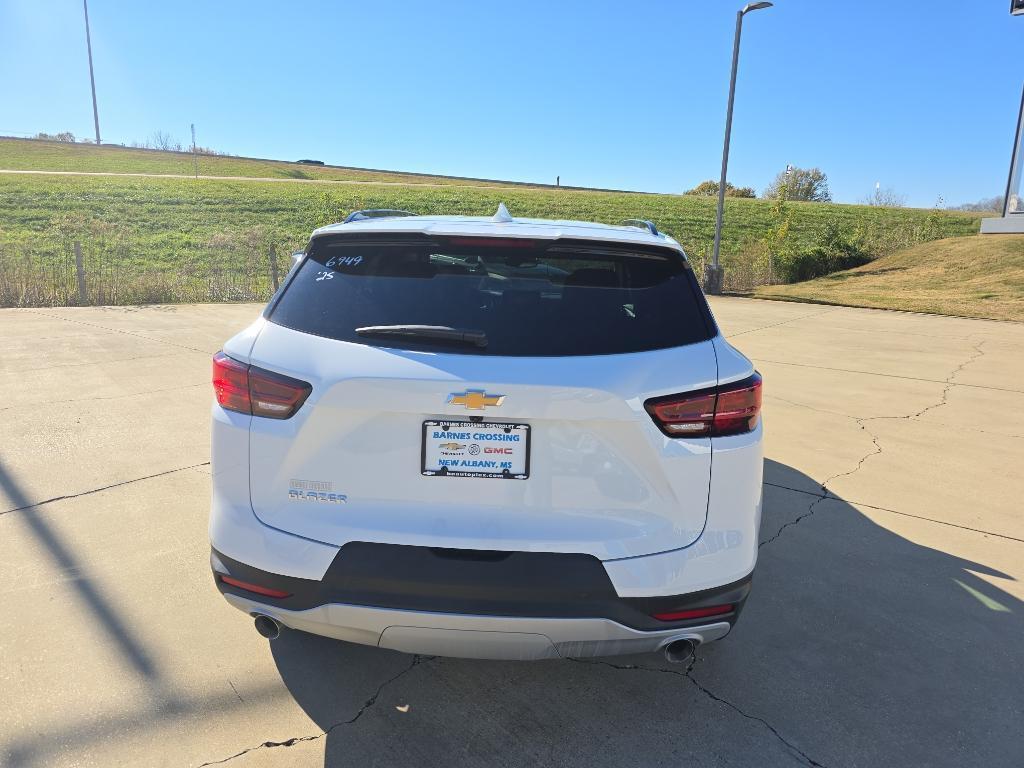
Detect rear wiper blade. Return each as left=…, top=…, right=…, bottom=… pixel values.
left=355, top=325, right=488, bottom=348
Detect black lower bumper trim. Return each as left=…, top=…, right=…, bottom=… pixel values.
left=212, top=542, right=751, bottom=632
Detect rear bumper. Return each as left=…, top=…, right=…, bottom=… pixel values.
left=220, top=591, right=732, bottom=660
left=208, top=413, right=761, bottom=660
left=211, top=544, right=751, bottom=659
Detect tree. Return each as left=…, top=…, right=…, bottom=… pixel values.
left=149, top=130, right=182, bottom=151
left=34, top=131, right=76, bottom=142
left=764, top=167, right=831, bottom=203
left=685, top=180, right=756, bottom=198
left=950, top=195, right=1005, bottom=213
left=862, top=186, right=906, bottom=208
left=759, top=185, right=793, bottom=283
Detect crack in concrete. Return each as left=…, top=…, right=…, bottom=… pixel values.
left=569, top=652, right=827, bottom=767
left=0, top=462, right=211, bottom=517
left=0, top=382, right=205, bottom=413
left=25, top=309, right=212, bottom=355
left=763, top=480, right=1024, bottom=545
left=227, top=679, right=245, bottom=705
left=194, top=654, right=435, bottom=767
left=0, top=349, right=186, bottom=374
left=759, top=339, right=987, bottom=548
left=759, top=491, right=828, bottom=549
left=767, top=394, right=1022, bottom=441
left=902, top=339, right=986, bottom=420
left=752, top=357, right=1021, bottom=395
left=759, top=433, right=880, bottom=549
left=725, top=308, right=837, bottom=339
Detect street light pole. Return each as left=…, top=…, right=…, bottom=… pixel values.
left=83, top=0, right=101, bottom=146
left=706, top=2, right=773, bottom=295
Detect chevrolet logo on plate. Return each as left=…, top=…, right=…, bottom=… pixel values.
left=447, top=390, right=505, bottom=410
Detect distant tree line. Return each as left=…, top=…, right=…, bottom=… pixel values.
left=949, top=195, right=1005, bottom=213
left=686, top=167, right=836, bottom=204
left=34, top=131, right=79, bottom=142
left=29, top=129, right=226, bottom=155
left=685, top=180, right=756, bottom=198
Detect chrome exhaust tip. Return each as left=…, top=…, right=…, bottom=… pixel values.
left=253, top=614, right=281, bottom=640
left=663, top=638, right=697, bottom=664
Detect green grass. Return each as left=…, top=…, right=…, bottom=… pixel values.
left=755, top=235, right=1024, bottom=322
left=0, top=171, right=983, bottom=262
left=0, top=138, right=986, bottom=306
left=0, top=137, right=549, bottom=188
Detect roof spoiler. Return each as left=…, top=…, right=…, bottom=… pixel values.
left=621, top=219, right=660, bottom=236
left=343, top=209, right=417, bottom=224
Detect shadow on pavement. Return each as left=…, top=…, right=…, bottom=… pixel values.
left=0, top=463, right=161, bottom=680
left=271, top=460, right=1023, bottom=767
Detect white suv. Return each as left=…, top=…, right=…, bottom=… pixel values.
left=209, top=206, right=763, bottom=662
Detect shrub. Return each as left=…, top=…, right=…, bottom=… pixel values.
left=34, top=131, right=76, bottom=143
left=685, top=180, right=756, bottom=198
left=782, top=218, right=870, bottom=282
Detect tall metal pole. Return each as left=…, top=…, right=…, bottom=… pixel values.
left=1001, top=82, right=1024, bottom=217
left=706, top=2, right=772, bottom=294
left=83, top=0, right=101, bottom=145
left=191, top=123, right=199, bottom=178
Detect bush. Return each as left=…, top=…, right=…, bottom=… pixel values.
left=685, top=180, right=756, bottom=198
left=34, top=132, right=76, bottom=143
left=781, top=218, right=870, bottom=282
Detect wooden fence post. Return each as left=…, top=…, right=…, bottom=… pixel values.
left=269, top=244, right=280, bottom=292
left=74, top=241, right=88, bottom=305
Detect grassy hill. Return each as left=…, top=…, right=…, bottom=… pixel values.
left=755, top=235, right=1024, bottom=322
left=0, top=137, right=986, bottom=306
left=0, top=137, right=542, bottom=188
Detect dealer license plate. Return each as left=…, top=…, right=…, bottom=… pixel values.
left=422, top=420, right=530, bottom=479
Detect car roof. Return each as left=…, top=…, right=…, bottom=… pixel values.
left=311, top=208, right=684, bottom=252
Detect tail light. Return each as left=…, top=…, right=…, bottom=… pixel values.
left=645, top=373, right=762, bottom=438
left=213, top=352, right=311, bottom=419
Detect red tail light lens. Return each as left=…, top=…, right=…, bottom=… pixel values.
left=647, top=391, right=718, bottom=436
left=217, top=574, right=292, bottom=599
left=212, top=352, right=250, bottom=414
left=712, top=374, right=763, bottom=436
left=653, top=604, right=734, bottom=621
left=213, top=352, right=312, bottom=419
left=645, top=373, right=762, bottom=438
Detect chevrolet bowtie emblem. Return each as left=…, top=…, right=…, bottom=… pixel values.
left=447, top=390, right=505, bottom=410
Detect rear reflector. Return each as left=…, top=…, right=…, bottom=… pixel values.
left=217, top=574, right=292, bottom=599
left=213, top=352, right=312, bottom=419
left=652, top=604, right=733, bottom=622
left=645, top=373, right=762, bottom=438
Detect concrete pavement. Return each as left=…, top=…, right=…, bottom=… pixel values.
left=1, top=298, right=1021, bottom=767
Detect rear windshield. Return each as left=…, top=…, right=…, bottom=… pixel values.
left=268, top=235, right=715, bottom=356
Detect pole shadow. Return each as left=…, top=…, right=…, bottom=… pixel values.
left=0, top=462, right=161, bottom=680
left=265, top=458, right=1022, bottom=767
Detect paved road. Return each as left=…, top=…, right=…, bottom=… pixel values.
left=1, top=298, right=1021, bottom=768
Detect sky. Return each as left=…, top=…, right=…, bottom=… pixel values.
left=0, top=0, right=1021, bottom=208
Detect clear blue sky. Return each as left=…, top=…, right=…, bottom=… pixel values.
left=1, top=0, right=1021, bottom=207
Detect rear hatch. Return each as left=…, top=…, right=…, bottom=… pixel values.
left=246, top=233, right=719, bottom=561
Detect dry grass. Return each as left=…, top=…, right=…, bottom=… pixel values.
left=754, top=235, right=1024, bottom=322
